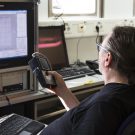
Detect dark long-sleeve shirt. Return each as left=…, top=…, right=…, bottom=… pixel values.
left=40, top=83, right=135, bottom=135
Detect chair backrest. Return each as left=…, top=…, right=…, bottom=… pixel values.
left=116, top=112, right=135, bottom=135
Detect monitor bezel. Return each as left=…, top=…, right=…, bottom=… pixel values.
left=0, top=2, right=35, bottom=69
left=38, top=25, right=70, bottom=70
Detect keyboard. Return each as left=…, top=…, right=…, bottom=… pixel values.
left=57, top=67, right=95, bottom=81
left=0, top=113, right=45, bottom=135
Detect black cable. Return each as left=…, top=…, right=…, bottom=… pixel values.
left=5, top=95, right=10, bottom=105
left=54, top=13, right=63, bottom=19
left=95, top=25, right=100, bottom=44
left=54, top=13, right=66, bottom=31
left=1, top=90, right=13, bottom=114
left=5, top=95, right=13, bottom=114
left=60, top=16, right=66, bottom=31
left=76, top=37, right=82, bottom=65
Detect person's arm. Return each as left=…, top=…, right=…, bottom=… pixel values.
left=48, top=71, right=80, bottom=111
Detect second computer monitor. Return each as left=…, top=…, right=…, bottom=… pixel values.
left=38, top=25, right=69, bottom=70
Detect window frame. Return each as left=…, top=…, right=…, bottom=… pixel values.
left=48, top=0, right=102, bottom=17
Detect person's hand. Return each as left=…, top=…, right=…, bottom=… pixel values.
left=47, top=71, right=69, bottom=97
left=47, top=71, right=80, bottom=110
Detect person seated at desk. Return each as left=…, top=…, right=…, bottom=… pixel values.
left=40, top=26, right=135, bottom=135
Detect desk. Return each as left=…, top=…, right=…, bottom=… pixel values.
left=0, top=74, right=104, bottom=123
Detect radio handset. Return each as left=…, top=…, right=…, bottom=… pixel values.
left=28, top=52, right=56, bottom=88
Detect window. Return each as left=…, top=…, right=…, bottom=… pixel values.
left=49, top=0, right=101, bottom=17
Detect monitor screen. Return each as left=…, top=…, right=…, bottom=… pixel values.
left=38, top=25, right=69, bottom=70
left=0, top=2, right=35, bottom=69
left=0, top=10, right=27, bottom=59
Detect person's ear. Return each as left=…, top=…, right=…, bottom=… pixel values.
left=104, top=52, right=112, bottom=67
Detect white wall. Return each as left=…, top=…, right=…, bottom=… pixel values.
left=38, top=0, right=48, bottom=22
left=66, top=37, right=98, bottom=64
left=104, top=0, right=133, bottom=18
left=38, top=0, right=134, bottom=64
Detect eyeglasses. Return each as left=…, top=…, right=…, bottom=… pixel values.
left=97, top=43, right=109, bottom=52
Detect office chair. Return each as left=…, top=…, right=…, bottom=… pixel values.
left=116, top=112, right=135, bottom=135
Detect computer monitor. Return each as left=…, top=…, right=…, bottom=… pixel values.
left=38, top=25, right=69, bottom=70
left=0, top=2, right=35, bottom=69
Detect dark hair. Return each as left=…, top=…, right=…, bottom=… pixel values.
left=107, top=26, right=135, bottom=84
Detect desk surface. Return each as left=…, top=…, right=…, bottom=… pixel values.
left=0, top=74, right=104, bottom=108
left=66, top=74, right=103, bottom=90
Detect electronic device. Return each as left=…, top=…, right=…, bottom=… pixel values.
left=0, top=1, right=37, bottom=93
left=86, top=60, right=101, bottom=75
left=28, top=52, right=56, bottom=88
left=0, top=1, right=35, bottom=69
left=57, top=67, right=95, bottom=81
left=0, top=113, right=45, bottom=135
left=38, top=25, right=69, bottom=70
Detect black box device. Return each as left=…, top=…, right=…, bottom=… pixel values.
left=28, top=52, right=56, bottom=88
